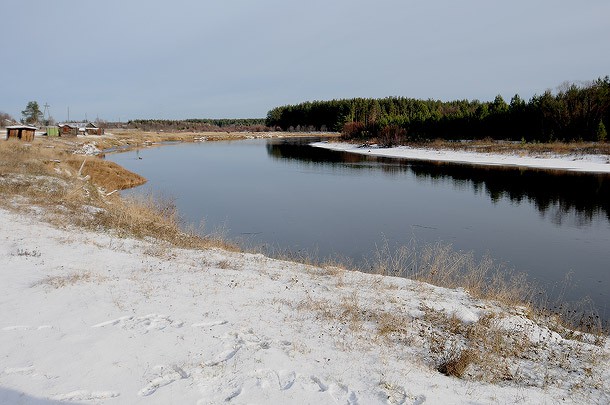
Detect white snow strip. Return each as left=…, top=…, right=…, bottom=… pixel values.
left=311, top=142, right=610, bottom=173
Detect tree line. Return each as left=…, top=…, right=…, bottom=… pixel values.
left=129, top=119, right=267, bottom=132
left=266, top=77, right=610, bottom=145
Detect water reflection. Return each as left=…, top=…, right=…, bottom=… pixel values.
left=267, top=139, right=610, bottom=227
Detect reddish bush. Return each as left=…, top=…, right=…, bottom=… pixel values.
left=377, top=125, right=407, bottom=147
left=341, top=121, right=366, bottom=140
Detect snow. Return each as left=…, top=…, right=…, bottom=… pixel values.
left=1, top=208, right=608, bottom=404
left=72, top=143, right=101, bottom=156
left=311, top=142, right=610, bottom=173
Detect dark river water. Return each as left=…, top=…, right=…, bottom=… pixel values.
left=108, top=137, right=610, bottom=321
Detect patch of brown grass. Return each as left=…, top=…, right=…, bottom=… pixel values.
left=65, top=156, right=146, bottom=191
left=437, top=347, right=478, bottom=378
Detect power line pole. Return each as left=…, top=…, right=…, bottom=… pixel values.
left=43, top=103, right=50, bottom=124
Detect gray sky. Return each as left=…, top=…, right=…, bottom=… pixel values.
left=3, top=0, right=609, bottom=121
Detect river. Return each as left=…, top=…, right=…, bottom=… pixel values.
left=108, top=137, right=610, bottom=321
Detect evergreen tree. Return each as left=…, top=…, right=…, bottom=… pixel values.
left=21, top=101, right=42, bottom=125
left=597, top=120, right=607, bottom=142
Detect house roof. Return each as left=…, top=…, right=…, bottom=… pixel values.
left=59, top=122, right=99, bottom=129
left=6, top=125, right=38, bottom=130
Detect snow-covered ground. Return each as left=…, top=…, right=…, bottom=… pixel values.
left=1, top=208, right=608, bottom=404
left=311, top=142, right=610, bottom=173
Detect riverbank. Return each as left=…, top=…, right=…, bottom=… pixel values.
left=2, top=207, right=609, bottom=404
left=1, top=136, right=609, bottom=403
left=311, top=141, right=610, bottom=173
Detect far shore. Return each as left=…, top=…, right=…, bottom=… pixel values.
left=311, top=141, right=610, bottom=174
left=39, top=129, right=340, bottom=155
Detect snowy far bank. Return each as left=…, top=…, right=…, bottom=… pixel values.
left=1, top=208, right=608, bottom=404
left=311, top=142, right=610, bottom=173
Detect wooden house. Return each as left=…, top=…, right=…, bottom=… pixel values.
left=58, top=123, right=78, bottom=137
left=6, top=125, right=37, bottom=141
left=84, top=122, right=104, bottom=135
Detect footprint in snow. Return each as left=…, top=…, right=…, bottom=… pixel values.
left=251, top=369, right=294, bottom=391
left=191, top=320, right=228, bottom=328
left=329, top=383, right=359, bottom=404
left=224, top=386, right=242, bottom=402
left=276, top=370, right=296, bottom=391
left=138, top=365, right=189, bottom=397
left=381, top=384, right=426, bottom=405
left=310, top=375, right=329, bottom=392
left=204, top=347, right=240, bottom=367
left=2, top=325, right=52, bottom=331
left=53, top=390, right=120, bottom=401
left=91, top=316, right=133, bottom=328
left=3, top=366, right=35, bottom=375
left=91, top=314, right=183, bottom=332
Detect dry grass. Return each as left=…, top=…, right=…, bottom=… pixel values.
left=370, top=239, right=533, bottom=307
left=0, top=138, right=235, bottom=251
left=436, top=347, right=477, bottom=378
left=376, top=311, right=410, bottom=340
left=368, top=238, right=610, bottom=338
left=65, top=156, right=146, bottom=191
left=34, top=271, right=97, bottom=289
left=296, top=286, right=606, bottom=388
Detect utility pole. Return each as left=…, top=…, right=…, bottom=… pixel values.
left=43, top=103, right=50, bottom=123
left=67, top=106, right=70, bottom=122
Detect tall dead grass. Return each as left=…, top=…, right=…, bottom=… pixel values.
left=0, top=139, right=235, bottom=251
left=370, top=239, right=533, bottom=306
left=368, top=238, right=607, bottom=336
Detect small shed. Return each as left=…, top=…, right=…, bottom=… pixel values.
left=58, top=123, right=78, bottom=137
left=45, top=126, right=59, bottom=137
left=84, top=122, right=104, bottom=135
left=6, top=125, right=37, bottom=141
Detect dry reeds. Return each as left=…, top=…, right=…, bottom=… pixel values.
left=370, top=239, right=533, bottom=307
left=368, top=238, right=607, bottom=337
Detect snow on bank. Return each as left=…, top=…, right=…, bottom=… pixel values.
left=1, top=208, right=608, bottom=404
left=311, top=142, right=610, bottom=173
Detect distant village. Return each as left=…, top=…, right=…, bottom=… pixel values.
left=0, top=100, right=116, bottom=142
left=4, top=122, right=105, bottom=142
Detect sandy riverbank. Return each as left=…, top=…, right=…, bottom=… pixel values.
left=311, top=142, right=610, bottom=173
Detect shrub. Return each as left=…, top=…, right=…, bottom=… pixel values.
left=341, top=121, right=366, bottom=140
left=377, top=125, right=408, bottom=147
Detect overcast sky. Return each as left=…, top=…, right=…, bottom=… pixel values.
left=3, top=0, right=609, bottom=122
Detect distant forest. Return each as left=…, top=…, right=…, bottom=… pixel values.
left=265, top=77, right=610, bottom=145
left=128, top=118, right=267, bottom=132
